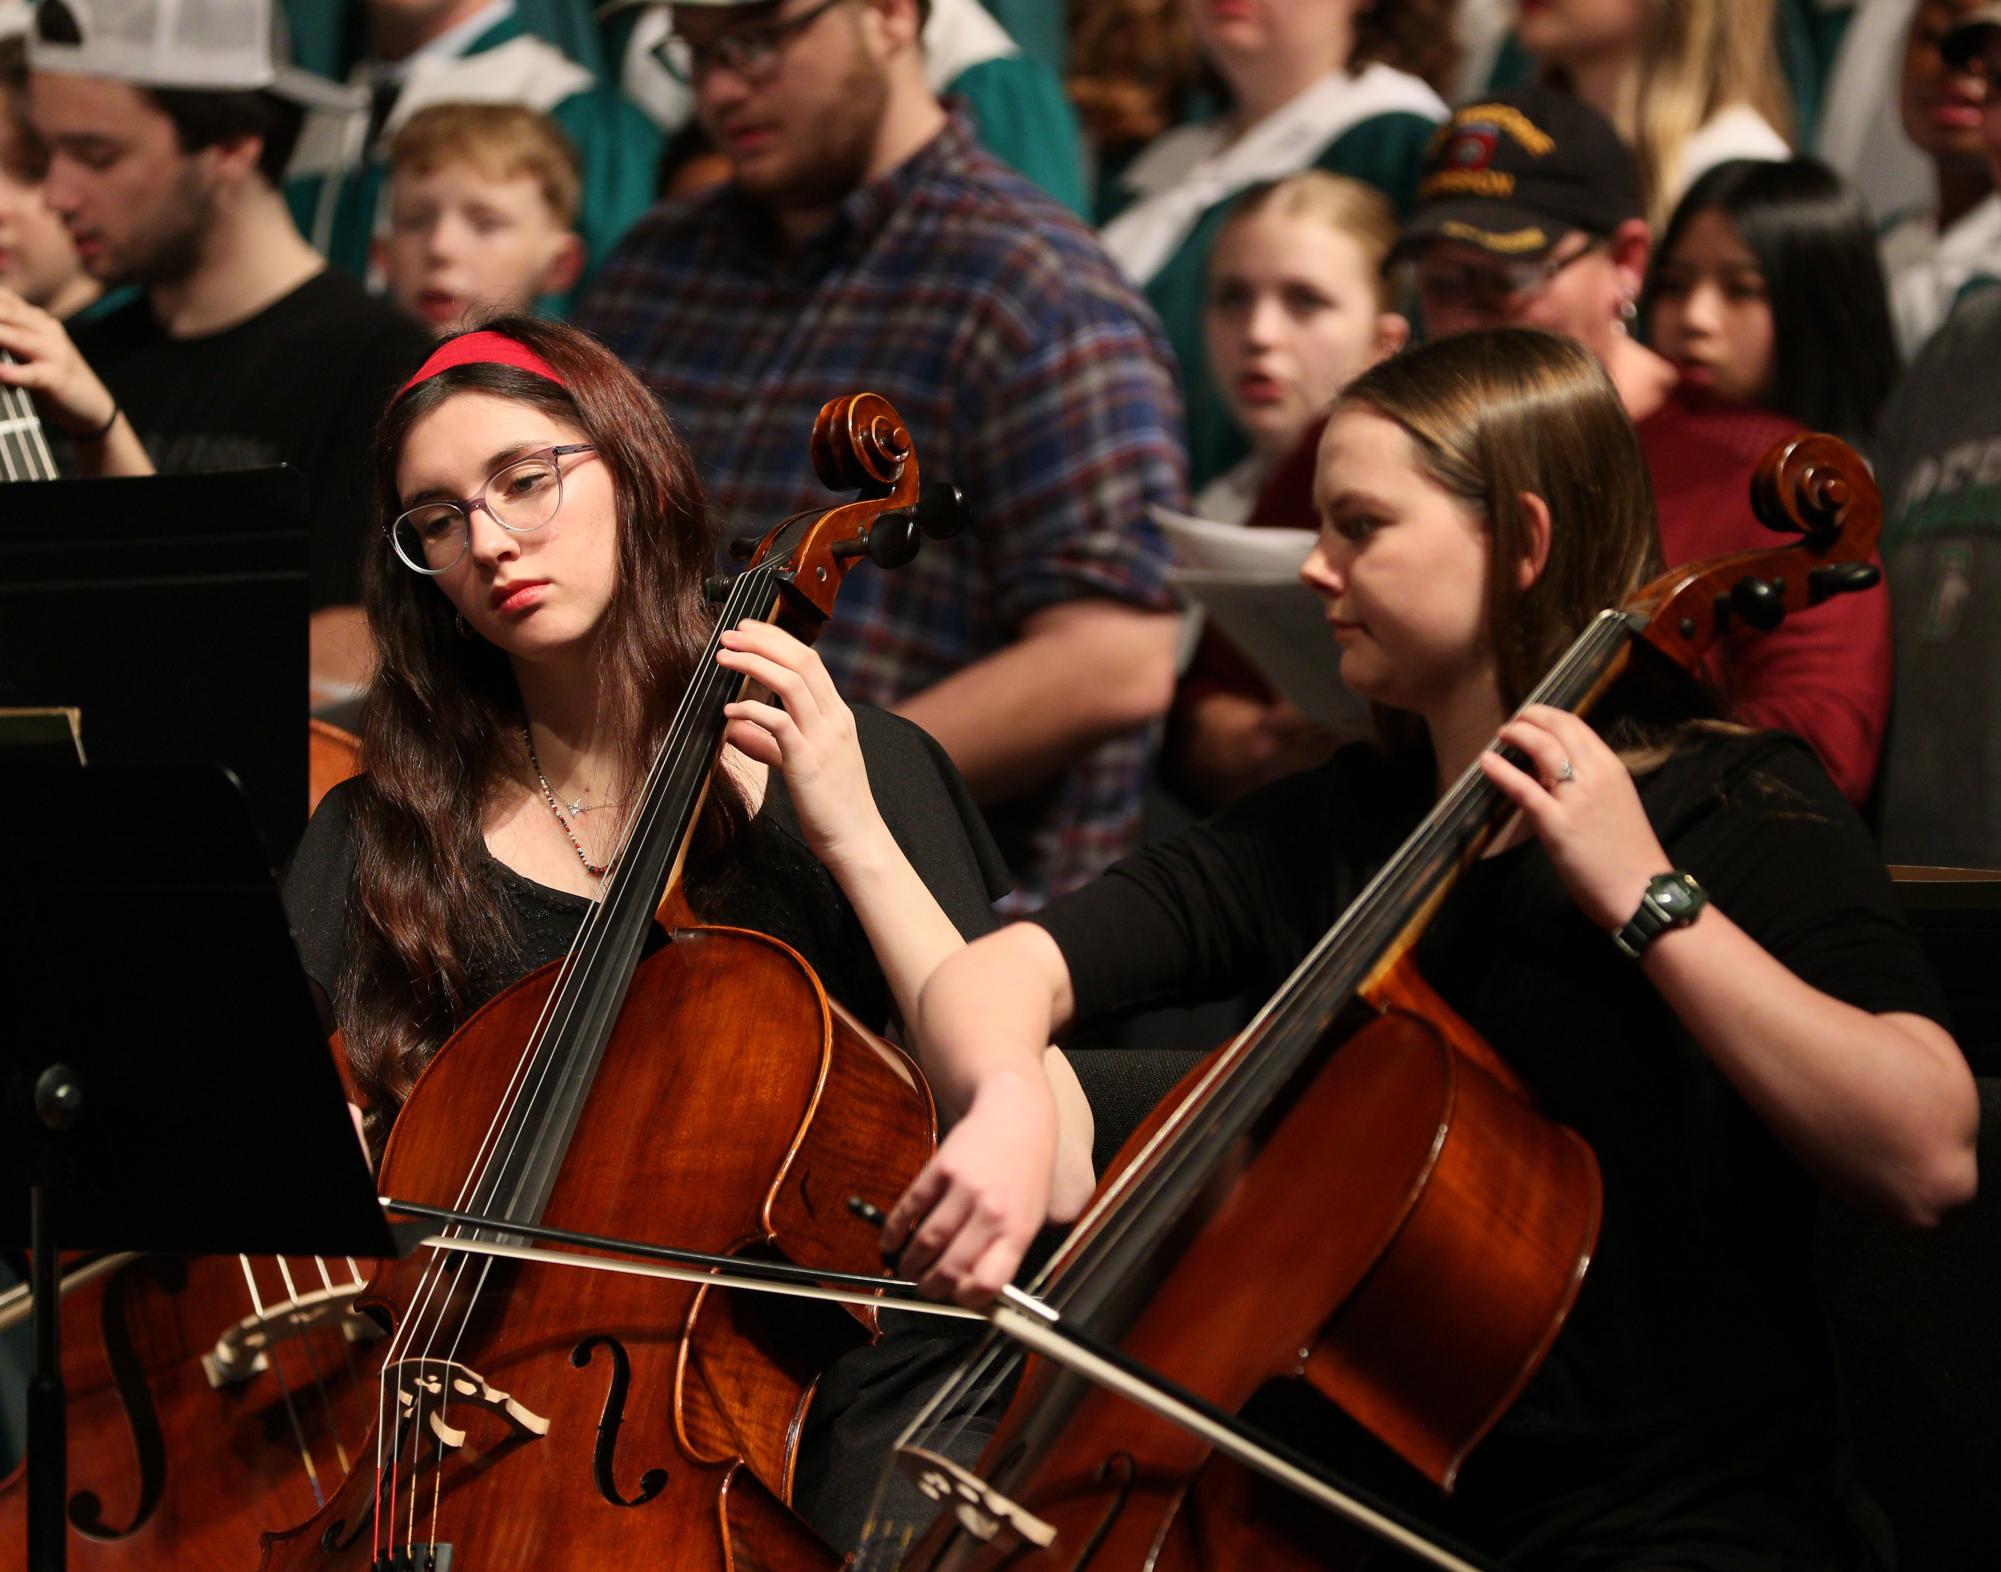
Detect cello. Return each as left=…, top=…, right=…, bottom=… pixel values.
left=860, top=431, right=1884, bottom=1571
left=257, top=391, right=967, bottom=1572
left=0, top=1253, right=384, bottom=1567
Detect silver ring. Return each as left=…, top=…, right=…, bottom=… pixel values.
left=1554, top=759, right=1577, bottom=785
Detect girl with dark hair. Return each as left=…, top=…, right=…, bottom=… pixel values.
left=880, top=328, right=1978, bottom=1568
left=279, top=315, right=1094, bottom=1551
left=1645, top=156, right=1901, bottom=449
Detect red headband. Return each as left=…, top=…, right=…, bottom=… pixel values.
left=396, top=330, right=568, bottom=399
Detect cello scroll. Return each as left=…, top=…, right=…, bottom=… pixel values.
left=727, top=392, right=970, bottom=627
left=1635, top=431, right=1882, bottom=668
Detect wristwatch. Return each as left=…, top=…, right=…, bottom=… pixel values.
left=1612, top=871, right=1707, bottom=960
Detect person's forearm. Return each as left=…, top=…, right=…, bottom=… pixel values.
left=67, top=413, right=152, bottom=479
left=895, top=604, right=1178, bottom=803
left=915, top=923, right=1077, bottom=1121
left=819, top=816, right=970, bottom=1036
left=1642, top=909, right=1979, bottom=1225
left=829, top=835, right=1095, bottom=1209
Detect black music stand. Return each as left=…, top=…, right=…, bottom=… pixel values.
left=0, top=467, right=311, bottom=862
left=0, top=766, right=401, bottom=1572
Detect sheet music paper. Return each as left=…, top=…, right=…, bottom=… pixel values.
left=1155, top=508, right=1371, bottom=735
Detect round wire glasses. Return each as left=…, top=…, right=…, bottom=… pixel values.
left=388, top=443, right=598, bottom=575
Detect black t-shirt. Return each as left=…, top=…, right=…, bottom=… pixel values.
left=70, top=269, right=431, bottom=609
left=283, top=706, right=1010, bottom=1034
left=1031, top=730, right=1948, bottom=1570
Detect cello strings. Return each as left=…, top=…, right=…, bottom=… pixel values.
left=408, top=559, right=786, bottom=1546
left=267, top=1340, right=328, bottom=1509
left=0, top=351, right=58, bottom=481
left=366, top=512, right=882, bottom=1549
left=241, top=1253, right=328, bottom=1510
left=371, top=557, right=787, bottom=1553
left=368, top=561, right=747, bottom=1528
left=266, top=1252, right=353, bottom=1477
left=25, top=392, right=56, bottom=477
left=0, top=377, right=26, bottom=482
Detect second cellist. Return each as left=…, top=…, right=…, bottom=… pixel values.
left=884, top=327, right=1979, bottom=1570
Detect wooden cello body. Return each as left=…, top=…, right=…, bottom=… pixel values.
left=884, top=433, right=1884, bottom=1572
left=258, top=393, right=960, bottom=1572
left=0, top=1252, right=381, bottom=1569
left=257, top=928, right=929, bottom=1570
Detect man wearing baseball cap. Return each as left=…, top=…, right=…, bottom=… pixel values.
left=26, top=0, right=429, bottom=702
left=1877, top=3, right=2001, bottom=867
left=1398, top=83, right=1891, bottom=810
left=1401, top=83, right=1675, bottom=418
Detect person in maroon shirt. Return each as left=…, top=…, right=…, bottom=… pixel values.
left=1402, top=87, right=1889, bottom=805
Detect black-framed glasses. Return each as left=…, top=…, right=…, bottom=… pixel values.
left=1412, top=235, right=1607, bottom=310
left=654, top=0, right=847, bottom=86
left=388, top=444, right=598, bottom=575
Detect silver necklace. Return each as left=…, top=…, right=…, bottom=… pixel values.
left=522, top=725, right=614, bottom=877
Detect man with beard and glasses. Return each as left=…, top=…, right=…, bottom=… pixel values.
left=578, top=0, right=1187, bottom=917
left=27, top=0, right=430, bottom=705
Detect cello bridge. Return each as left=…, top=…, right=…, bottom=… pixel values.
left=897, top=1445, right=1057, bottom=1549
left=202, top=1280, right=382, bottom=1389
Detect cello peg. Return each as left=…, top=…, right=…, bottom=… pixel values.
left=1807, top=561, right=1881, bottom=602
left=868, top=512, right=922, bottom=570
left=915, top=481, right=970, bottom=540
left=1723, top=574, right=1786, bottom=631
left=703, top=574, right=734, bottom=603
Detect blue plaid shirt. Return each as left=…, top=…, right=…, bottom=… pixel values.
left=580, top=113, right=1187, bottom=908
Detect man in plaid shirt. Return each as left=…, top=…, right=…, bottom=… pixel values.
left=579, top=0, right=1186, bottom=910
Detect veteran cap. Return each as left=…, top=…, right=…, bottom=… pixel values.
left=1400, top=84, right=1643, bottom=260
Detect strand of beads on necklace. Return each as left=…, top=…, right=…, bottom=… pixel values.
left=523, top=724, right=609, bottom=877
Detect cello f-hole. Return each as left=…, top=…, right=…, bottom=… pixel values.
left=571, top=1334, right=671, bottom=1508
left=1066, top=1452, right=1137, bottom=1572
left=67, top=1257, right=177, bottom=1541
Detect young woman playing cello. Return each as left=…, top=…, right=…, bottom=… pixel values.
left=278, top=317, right=1094, bottom=1551
left=886, top=327, right=1979, bottom=1567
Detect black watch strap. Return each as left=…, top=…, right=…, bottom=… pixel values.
left=1613, top=871, right=1706, bottom=960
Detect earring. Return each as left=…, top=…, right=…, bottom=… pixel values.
left=455, top=609, right=474, bottom=639
left=1615, top=295, right=1638, bottom=335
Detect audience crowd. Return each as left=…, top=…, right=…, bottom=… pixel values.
left=3, top=0, right=1998, bottom=879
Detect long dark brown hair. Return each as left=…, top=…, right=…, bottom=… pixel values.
left=339, top=316, right=745, bottom=1125
left=1332, top=328, right=1705, bottom=758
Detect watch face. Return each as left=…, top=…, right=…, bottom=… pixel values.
left=1650, top=873, right=1701, bottom=920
